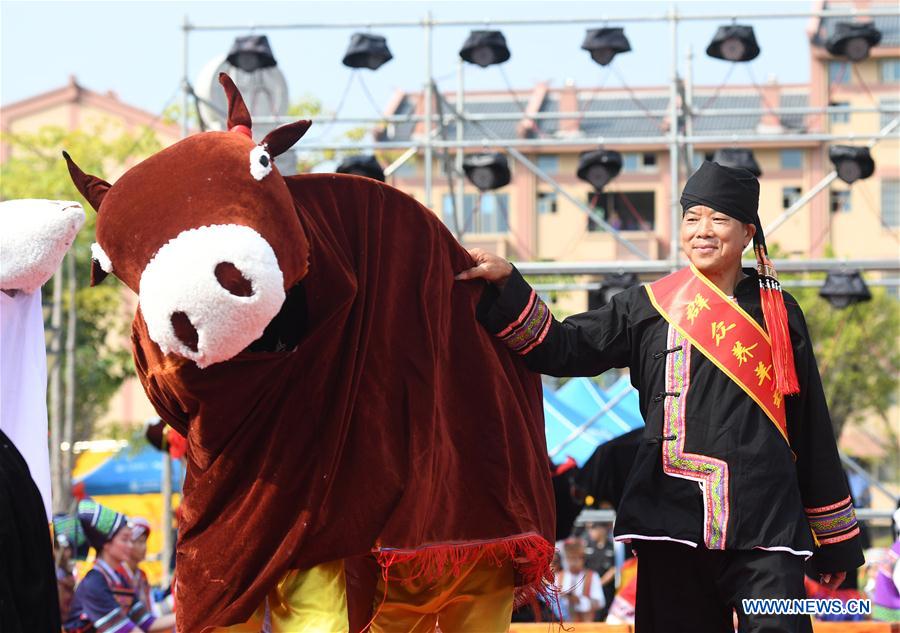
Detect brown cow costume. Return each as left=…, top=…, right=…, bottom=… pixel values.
left=64, top=74, right=554, bottom=631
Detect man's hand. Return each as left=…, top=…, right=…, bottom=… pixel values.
left=455, top=248, right=513, bottom=287
left=818, top=571, right=847, bottom=591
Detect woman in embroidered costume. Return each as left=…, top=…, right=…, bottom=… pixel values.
left=459, top=161, right=864, bottom=632
left=63, top=500, right=176, bottom=633
left=119, top=517, right=155, bottom=618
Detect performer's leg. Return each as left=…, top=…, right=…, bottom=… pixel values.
left=370, top=552, right=514, bottom=633
left=633, top=540, right=732, bottom=633
left=215, top=561, right=348, bottom=633
left=434, top=557, right=514, bottom=632
left=269, top=560, right=349, bottom=633
left=369, top=566, right=439, bottom=633
left=719, top=549, right=812, bottom=633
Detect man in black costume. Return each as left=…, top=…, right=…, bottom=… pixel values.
left=458, top=161, right=864, bottom=632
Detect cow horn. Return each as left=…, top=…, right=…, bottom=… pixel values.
left=62, top=151, right=111, bottom=213
left=218, top=73, right=252, bottom=132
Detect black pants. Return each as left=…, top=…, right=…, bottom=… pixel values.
left=0, top=430, right=60, bottom=633
left=634, top=540, right=813, bottom=633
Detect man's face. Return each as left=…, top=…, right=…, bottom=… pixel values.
left=680, top=205, right=755, bottom=278
left=565, top=552, right=585, bottom=573
left=589, top=524, right=608, bottom=543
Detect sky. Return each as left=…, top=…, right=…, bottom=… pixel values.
left=1, top=0, right=814, bottom=139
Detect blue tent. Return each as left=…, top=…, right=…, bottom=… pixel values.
left=557, top=376, right=643, bottom=434
left=544, top=376, right=644, bottom=466
left=73, top=445, right=184, bottom=495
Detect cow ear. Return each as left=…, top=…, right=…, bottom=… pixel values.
left=62, top=151, right=111, bottom=212
left=90, top=259, right=109, bottom=286
left=261, top=120, right=312, bottom=158
left=218, top=73, right=252, bottom=131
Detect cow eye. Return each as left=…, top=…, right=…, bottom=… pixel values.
left=249, top=145, right=273, bottom=180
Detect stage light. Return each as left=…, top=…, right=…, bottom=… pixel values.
left=589, top=274, right=639, bottom=310
left=826, top=22, right=882, bottom=62
left=828, top=146, right=875, bottom=184
left=603, top=273, right=639, bottom=302
left=576, top=149, right=623, bottom=191
left=819, top=271, right=871, bottom=309
left=463, top=153, right=511, bottom=191
left=706, top=25, right=760, bottom=62
left=342, top=33, right=393, bottom=71
left=226, top=35, right=277, bottom=72
left=581, top=27, right=632, bottom=66
left=712, top=148, right=762, bottom=177
left=336, top=155, right=386, bottom=182
left=459, top=30, right=511, bottom=68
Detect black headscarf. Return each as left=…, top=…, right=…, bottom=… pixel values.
left=681, top=160, right=766, bottom=251
left=679, top=160, right=801, bottom=395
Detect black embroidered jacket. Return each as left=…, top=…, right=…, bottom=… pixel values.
left=477, top=266, right=864, bottom=575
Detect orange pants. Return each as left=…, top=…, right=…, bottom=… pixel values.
left=369, top=554, right=515, bottom=633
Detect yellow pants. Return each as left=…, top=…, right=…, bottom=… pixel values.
left=369, top=554, right=515, bottom=633
left=217, top=554, right=514, bottom=633
left=216, top=560, right=348, bottom=633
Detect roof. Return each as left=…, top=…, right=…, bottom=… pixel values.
left=380, top=83, right=810, bottom=143
left=0, top=76, right=181, bottom=140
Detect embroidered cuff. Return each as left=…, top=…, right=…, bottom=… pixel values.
left=806, top=495, right=860, bottom=546
left=497, top=289, right=552, bottom=355
left=476, top=266, right=552, bottom=356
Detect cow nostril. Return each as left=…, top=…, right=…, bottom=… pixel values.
left=171, top=311, right=199, bottom=352
left=215, top=262, right=254, bottom=297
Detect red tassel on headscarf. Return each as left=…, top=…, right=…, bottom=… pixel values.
left=756, top=246, right=800, bottom=396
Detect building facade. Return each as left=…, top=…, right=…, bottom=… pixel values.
left=377, top=5, right=899, bottom=278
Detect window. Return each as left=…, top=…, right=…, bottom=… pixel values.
left=441, top=192, right=510, bottom=234
left=536, top=154, right=559, bottom=174
left=882, top=180, right=900, bottom=228
left=881, top=99, right=900, bottom=129
left=829, top=61, right=851, bottom=85
left=780, top=149, right=803, bottom=170
left=587, top=191, right=655, bottom=231
left=830, top=190, right=851, bottom=214
left=830, top=101, right=850, bottom=124
left=537, top=191, right=557, bottom=215
left=621, top=152, right=658, bottom=173
left=782, top=186, right=802, bottom=209
left=622, top=153, right=640, bottom=172
left=880, top=58, right=900, bottom=84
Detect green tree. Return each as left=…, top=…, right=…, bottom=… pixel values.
left=763, top=244, right=900, bottom=462
left=1, top=122, right=162, bottom=509
left=791, top=282, right=900, bottom=450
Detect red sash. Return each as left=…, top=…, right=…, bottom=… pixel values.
left=645, top=265, right=789, bottom=445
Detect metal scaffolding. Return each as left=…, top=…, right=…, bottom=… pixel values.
left=177, top=6, right=900, bottom=571
left=182, top=3, right=900, bottom=275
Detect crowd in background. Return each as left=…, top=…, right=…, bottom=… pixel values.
left=53, top=500, right=176, bottom=633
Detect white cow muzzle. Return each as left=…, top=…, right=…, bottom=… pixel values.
left=139, top=224, right=286, bottom=368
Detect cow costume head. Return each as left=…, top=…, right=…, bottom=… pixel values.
left=64, top=74, right=311, bottom=368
